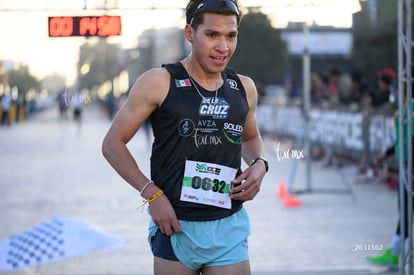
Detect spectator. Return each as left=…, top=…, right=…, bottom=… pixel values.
left=1, top=90, right=12, bottom=126
left=284, top=75, right=300, bottom=101
left=57, top=89, right=68, bottom=120
left=326, top=68, right=341, bottom=94
left=367, top=90, right=414, bottom=268
left=338, top=71, right=370, bottom=108
left=310, top=72, right=326, bottom=105
left=351, top=71, right=370, bottom=104
left=71, top=89, right=83, bottom=128
left=371, top=68, right=396, bottom=108
left=337, top=74, right=352, bottom=104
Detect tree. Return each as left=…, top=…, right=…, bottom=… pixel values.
left=352, top=0, right=399, bottom=86
left=352, top=22, right=397, bottom=86
left=230, top=11, right=289, bottom=86
left=42, top=74, right=66, bottom=95
left=77, top=39, right=122, bottom=90
left=6, top=67, right=40, bottom=95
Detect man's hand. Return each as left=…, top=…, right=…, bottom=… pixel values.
left=230, top=162, right=266, bottom=201
left=147, top=189, right=182, bottom=236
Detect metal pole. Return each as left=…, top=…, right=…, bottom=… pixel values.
left=303, top=21, right=312, bottom=192
left=405, top=0, right=413, bottom=272
left=398, top=0, right=413, bottom=273
left=397, top=0, right=406, bottom=272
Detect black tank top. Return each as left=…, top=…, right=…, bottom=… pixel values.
left=149, top=62, right=249, bottom=221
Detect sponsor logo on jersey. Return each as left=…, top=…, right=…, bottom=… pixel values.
left=227, top=79, right=239, bottom=91
left=198, top=97, right=230, bottom=119
left=178, top=118, right=223, bottom=148
left=223, top=122, right=243, bottom=144
left=178, top=119, right=195, bottom=137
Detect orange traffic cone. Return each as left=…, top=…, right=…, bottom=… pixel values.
left=278, top=179, right=302, bottom=207
left=278, top=180, right=286, bottom=198
left=282, top=193, right=303, bottom=207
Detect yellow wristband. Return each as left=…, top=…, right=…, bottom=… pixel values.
left=146, top=190, right=164, bottom=204
left=137, top=189, right=164, bottom=212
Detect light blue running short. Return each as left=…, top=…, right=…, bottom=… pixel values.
left=148, top=208, right=251, bottom=270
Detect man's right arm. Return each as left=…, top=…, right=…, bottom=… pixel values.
left=102, top=68, right=166, bottom=192
left=102, top=68, right=182, bottom=235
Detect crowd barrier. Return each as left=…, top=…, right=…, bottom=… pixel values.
left=257, top=103, right=396, bottom=165
left=0, top=104, right=26, bottom=124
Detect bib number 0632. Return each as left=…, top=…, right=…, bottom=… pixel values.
left=191, top=176, right=227, bottom=193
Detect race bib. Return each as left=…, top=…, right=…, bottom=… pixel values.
left=180, top=160, right=237, bottom=209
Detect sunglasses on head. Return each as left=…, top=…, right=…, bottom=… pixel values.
left=190, top=0, right=240, bottom=25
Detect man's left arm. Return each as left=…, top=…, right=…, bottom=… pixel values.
left=230, top=75, right=267, bottom=201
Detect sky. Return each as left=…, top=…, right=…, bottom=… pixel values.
left=0, top=0, right=361, bottom=86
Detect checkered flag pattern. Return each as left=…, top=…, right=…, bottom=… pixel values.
left=0, top=217, right=123, bottom=271
left=5, top=218, right=65, bottom=270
